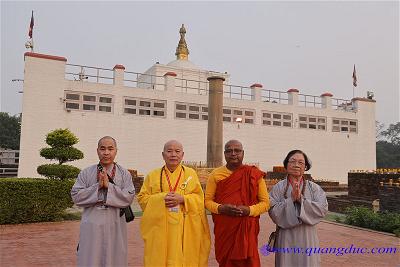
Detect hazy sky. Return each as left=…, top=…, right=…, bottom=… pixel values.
left=1, top=1, right=399, bottom=126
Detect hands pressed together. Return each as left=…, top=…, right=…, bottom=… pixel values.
left=218, top=204, right=250, bottom=217
left=291, top=182, right=302, bottom=202
left=98, top=170, right=109, bottom=189
left=164, top=192, right=184, bottom=207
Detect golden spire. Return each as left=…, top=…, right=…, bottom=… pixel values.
left=175, top=24, right=189, bottom=60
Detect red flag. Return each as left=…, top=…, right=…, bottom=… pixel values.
left=352, top=64, right=357, bottom=87
left=28, top=11, right=34, bottom=38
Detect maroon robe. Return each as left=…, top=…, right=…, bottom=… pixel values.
left=212, top=165, right=265, bottom=267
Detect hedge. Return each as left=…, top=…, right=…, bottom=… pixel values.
left=345, top=206, right=400, bottom=236
left=0, top=178, right=75, bottom=224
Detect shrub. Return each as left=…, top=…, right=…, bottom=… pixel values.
left=37, top=164, right=80, bottom=180
left=0, top=178, right=75, bottom=224
left=345, top=206, right=400, bottom=235
left=37, top=128, right=84, bottom=180
left=46, top=129, right=79, bottom=148
left=40, top=147, right=83, bottom=163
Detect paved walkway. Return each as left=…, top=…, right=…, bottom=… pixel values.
left=1, top=214, right=398, bottom=267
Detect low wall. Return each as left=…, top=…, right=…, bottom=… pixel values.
left=348, top=173, right=400, bottom=200
left=378, top=184, right=400, bottom=213
left=327, top=195, right=372, bottom=213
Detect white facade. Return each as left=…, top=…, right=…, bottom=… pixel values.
left=18, top=52, right=376, bottom=184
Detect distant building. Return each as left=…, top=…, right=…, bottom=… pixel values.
left=0, top=149, right=19, bottom=165
left=0, top=149, right=19, bottom=178
left=18, top=25, right=376, bottom=183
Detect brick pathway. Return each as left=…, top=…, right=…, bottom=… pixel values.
left=1, top=214, right=399, bottom=267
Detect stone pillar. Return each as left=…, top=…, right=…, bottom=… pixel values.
left=164, top=72, right=177, bottom=92
left=113, top=64, right=125, bottom=86
left=250, top=83, right=263, bottom=102
left=287, top=88, right=299, bottom=105
left=207, top=76, right=225, bottom=168
left=321, top=92, right=333, bottom=109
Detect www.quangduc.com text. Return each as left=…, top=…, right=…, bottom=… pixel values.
left=261, top=244, right=397, bottom=256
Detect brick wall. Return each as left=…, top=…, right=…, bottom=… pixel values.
left=327, top=195, right=372, bottom=213
left=348, top=173, right=400, bottom=200
left=378, top=184, right=400, bottom=212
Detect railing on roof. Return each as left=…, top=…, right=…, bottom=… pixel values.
left=332, top=98, right=354, bottom=111
left=64, top=63, right=354, bottom=111
left=299, top=94, right=323, bottom=108
left=124, top=71, right=165, bottom=90
left=65, top=64, right=114, bottom=84
left=261, top=89, right=289, bottom=104
left=175, top=78, right=208, bottom=95
left=224, top=85, right=254, bottom=100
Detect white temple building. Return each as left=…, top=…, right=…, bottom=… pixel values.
left=18, top=25, right=376, bottom=183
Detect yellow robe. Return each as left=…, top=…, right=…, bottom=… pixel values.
left=138, top=164, right=211, bottom=267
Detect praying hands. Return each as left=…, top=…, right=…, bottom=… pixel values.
left=164, top=192, right=184, bottom=207
left=98, top=170, right=109, bottom=189
left=291, top=181, right=302, bottom=202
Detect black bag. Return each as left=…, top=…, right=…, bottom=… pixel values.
left=267, top=226, right=279, bottom=252
left=120, top=206, right=135, bottom=223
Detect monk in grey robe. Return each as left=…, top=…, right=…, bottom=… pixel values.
left=269, top=150, right=328, bottom=267
left=71, top=136, right=135, bottom=267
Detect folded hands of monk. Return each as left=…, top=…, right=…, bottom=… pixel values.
left=218, top=204, right=250, bottom=217
left=164, top=192, right=184, bottom=207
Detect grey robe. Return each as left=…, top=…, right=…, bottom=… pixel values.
left=269, top=178, right=328, bottom=267
left=71, top=164, right=135, bottom=267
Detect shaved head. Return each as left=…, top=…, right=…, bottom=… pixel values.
left=97, top=136, right=117, bottom=168
left=224, top=140, right=244, bottom=171
left=98, top=136, right=117, bottom=148
left=224, top=140, right=243, bottom=150
left=163, top=140, right=183, bottom=152
left=162, top=140, right=184, bottom=172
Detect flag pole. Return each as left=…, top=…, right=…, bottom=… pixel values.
left=26, top=10, right=34, bottom=52
left=352, top=64, right=357, bottom=99
left=31, top=11, right=34, bottom=52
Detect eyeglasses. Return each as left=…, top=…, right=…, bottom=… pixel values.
left=288, top=160, right=305, bottom=166
left=224, top=149, right=243, bottom=154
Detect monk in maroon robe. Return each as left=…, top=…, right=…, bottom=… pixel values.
left=205, top=140, right=270, bottom=267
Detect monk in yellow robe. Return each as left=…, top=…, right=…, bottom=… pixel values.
left=137, top=140, right=211, bottom=267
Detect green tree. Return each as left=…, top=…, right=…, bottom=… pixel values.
left=381, top=122, right=400, bottom=145
left=0, top=112, right=21, bottom=150
left=376, top=122, right=400, bottom=168
left=37, top=128, right=84, bottom=180
left=375, top=120, right=385, bottom=139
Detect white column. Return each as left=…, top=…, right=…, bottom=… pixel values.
left=113, top=64, right=125, bottom=86
left=163, top=72, right=177, bottom=92
left=250, top=83, right=263, bottom=102
left=321, top=92, right=333, bottom=109
left=287, top=88, right=299, bottom=106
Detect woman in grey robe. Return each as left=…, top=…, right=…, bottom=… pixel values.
left=269, top=150, right=328, bottom=267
